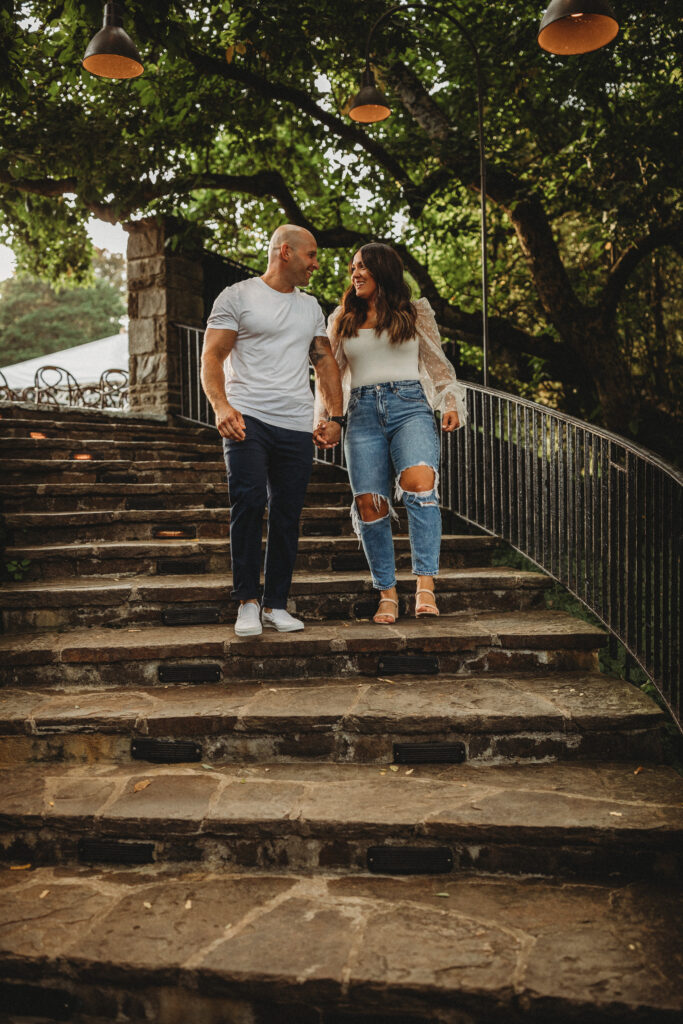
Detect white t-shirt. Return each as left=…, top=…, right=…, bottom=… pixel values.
left=207, top=276, right=326, bottom=433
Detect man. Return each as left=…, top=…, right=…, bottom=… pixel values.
left=201, top=225, right=343, bottom=636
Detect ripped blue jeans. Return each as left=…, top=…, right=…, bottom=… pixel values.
left=344, top=380, right=441, bottom=590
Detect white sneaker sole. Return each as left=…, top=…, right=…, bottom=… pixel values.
left=263, top=621, right=304, bottom=632
left=234, top=622, right=262, bottom=636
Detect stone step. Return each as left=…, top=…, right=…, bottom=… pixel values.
left=0, top=402, right=179, bottom=427
left=0, top=436, right=221, bottom=461
left=1, top=457, right=226, bottom=484
left=0, top=568, right=550, bottom=632
left=0, top=672, right=664, bottom=766
left=1, top=867, right=680, bottom=1024
left=1, top=760, right=680, bottom=880
left=0, top=481, right=230, bottom=513
left=0, top=480, right=347, bottom=513
left=0, top=414, right=218, bottom=444
left=4, top=507, right=230, bottom=547
left=0, top=612, right=606, bottom=688
left=3, top=505, right=370, bottom=546
left=3, top=533, right=496, bottom=580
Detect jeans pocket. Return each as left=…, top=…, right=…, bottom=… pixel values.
left=394, top=383, right=426, bottom=403
left=347, top=393, right=360, bottom=414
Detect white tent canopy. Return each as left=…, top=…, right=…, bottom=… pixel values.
left=0, top=333, right=129, bottom=390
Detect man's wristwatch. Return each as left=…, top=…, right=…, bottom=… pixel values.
left=329, top=415, right=347, bottom=428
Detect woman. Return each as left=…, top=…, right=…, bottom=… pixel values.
left=318, top=242, right=467, bottom=623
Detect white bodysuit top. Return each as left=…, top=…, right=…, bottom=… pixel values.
left=343, top=329, right=420, bottom=387
left=314, top=298, right=468, bottom=427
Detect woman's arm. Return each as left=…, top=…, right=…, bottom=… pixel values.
left=415, top=299, right=468, bottom=430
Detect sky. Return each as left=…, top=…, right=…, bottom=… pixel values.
left=0, top=219, right=128, bottom=280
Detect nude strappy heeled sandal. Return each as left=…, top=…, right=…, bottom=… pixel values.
left=373, top=597, right=399, bottom=624
left=415, top=588, right=439, bottom=617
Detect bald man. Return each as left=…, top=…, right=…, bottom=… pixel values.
left=201, top=225, right=343, bottom=636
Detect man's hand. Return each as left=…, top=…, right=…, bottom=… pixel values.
left=313, top=419, right=342, bottom=449
left=216, top=403, right=246, bottom=440
left=441, top=411, right=460, bottom=432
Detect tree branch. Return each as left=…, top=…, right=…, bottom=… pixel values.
left=383, top=59, right=587, bottom=330
left=603, top=221, right=683, bottom=319
left=0, top=172, right=77, bottom=197
left=184, top=47, right=412, bottom=191
left=0, top=162, right=560, bottom=368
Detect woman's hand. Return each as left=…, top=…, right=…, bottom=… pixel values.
left=313, top=419, right=342, bottom=449
left=441, top=411, right=460, bottom=432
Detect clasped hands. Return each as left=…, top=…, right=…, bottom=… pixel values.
left=215, top=403, right=342, bottom=448
left=313, top=419, right=341, bottom=449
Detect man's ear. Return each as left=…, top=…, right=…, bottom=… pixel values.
left=280, top=244, right=291, bottom=262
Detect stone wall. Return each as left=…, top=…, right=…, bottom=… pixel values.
left=126, top=218, right=205, bottom=418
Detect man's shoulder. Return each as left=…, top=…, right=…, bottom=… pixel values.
left=217, top=276, right=261, bottom=298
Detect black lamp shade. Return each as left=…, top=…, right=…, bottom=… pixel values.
left=538, top=0, right=619, bottom=55
left=349, top=68, right=391, bottom=123
left=82, top=2, right=144, bottom=79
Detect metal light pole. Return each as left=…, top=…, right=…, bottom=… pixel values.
left=347, top=2, right=490, bottom=387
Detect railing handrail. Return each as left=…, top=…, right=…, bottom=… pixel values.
left=464, top=380, right=683, bottom=486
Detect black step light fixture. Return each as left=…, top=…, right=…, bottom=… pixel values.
left=538, top=0, right=619, bottom=55
left=82, top=2, right=144, bottom=79
left=346, top=2, right=490, bottom=386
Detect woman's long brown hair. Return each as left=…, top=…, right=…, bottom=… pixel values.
left=334, top=243, right=418, bottom=346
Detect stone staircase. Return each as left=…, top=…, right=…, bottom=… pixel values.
left=0, top=402, right=681, bottom=1023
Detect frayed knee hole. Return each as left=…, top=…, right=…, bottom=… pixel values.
left=355, top=493, right=389, bottom=522
left=399, top=468, right=435, bottom=493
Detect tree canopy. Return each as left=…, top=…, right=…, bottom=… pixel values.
left=1, top=1, right=681, bottom=455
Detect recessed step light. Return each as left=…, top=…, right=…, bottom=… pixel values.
left=162, top=606, right=220, bottom=626
left=131, top=738, right=202, bottom=763
left=158, top=664, right=222, bottom=683
left=78, top=838, right=155, bottom=865
left=152, top=525, right=197, bottom=539
left=156, top=557, right=208, bottom=575
left=393, top=741, right=466, bottom=764
left=367, top=846, right=453, bottom=874
left=378, top=655, right=440, bottom=675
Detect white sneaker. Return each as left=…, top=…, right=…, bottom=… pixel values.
left=234, top=602, right=262, bottom=636
left=262, top=608, right=304, bottom=632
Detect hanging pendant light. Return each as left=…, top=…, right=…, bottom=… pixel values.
left=82, top=2, right=144, bottom=79
left=538, top=0, right=619, bottom=55
left=349, top=67, right=391, bottom=123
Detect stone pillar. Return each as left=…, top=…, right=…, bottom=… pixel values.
left=125, top=218, right=205, bottom=418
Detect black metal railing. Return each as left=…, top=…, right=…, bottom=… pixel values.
left=177, top=324, right=681, bottom=730
left=178, top=326, right=214, bottom=425
left=439, top=384, right=681, bottom=729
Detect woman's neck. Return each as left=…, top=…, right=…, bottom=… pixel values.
left=359, top=299, right=377, bottom=330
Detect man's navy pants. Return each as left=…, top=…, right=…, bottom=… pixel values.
left=223, top=414, right=313, bottom=608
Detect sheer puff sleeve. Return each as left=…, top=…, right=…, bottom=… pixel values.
left=314, top=305, right=351, bottom=421
left=415, top=297, right=467, bottom=426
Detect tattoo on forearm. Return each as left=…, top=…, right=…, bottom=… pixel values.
left=309, top=336, right=331, bottom=366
